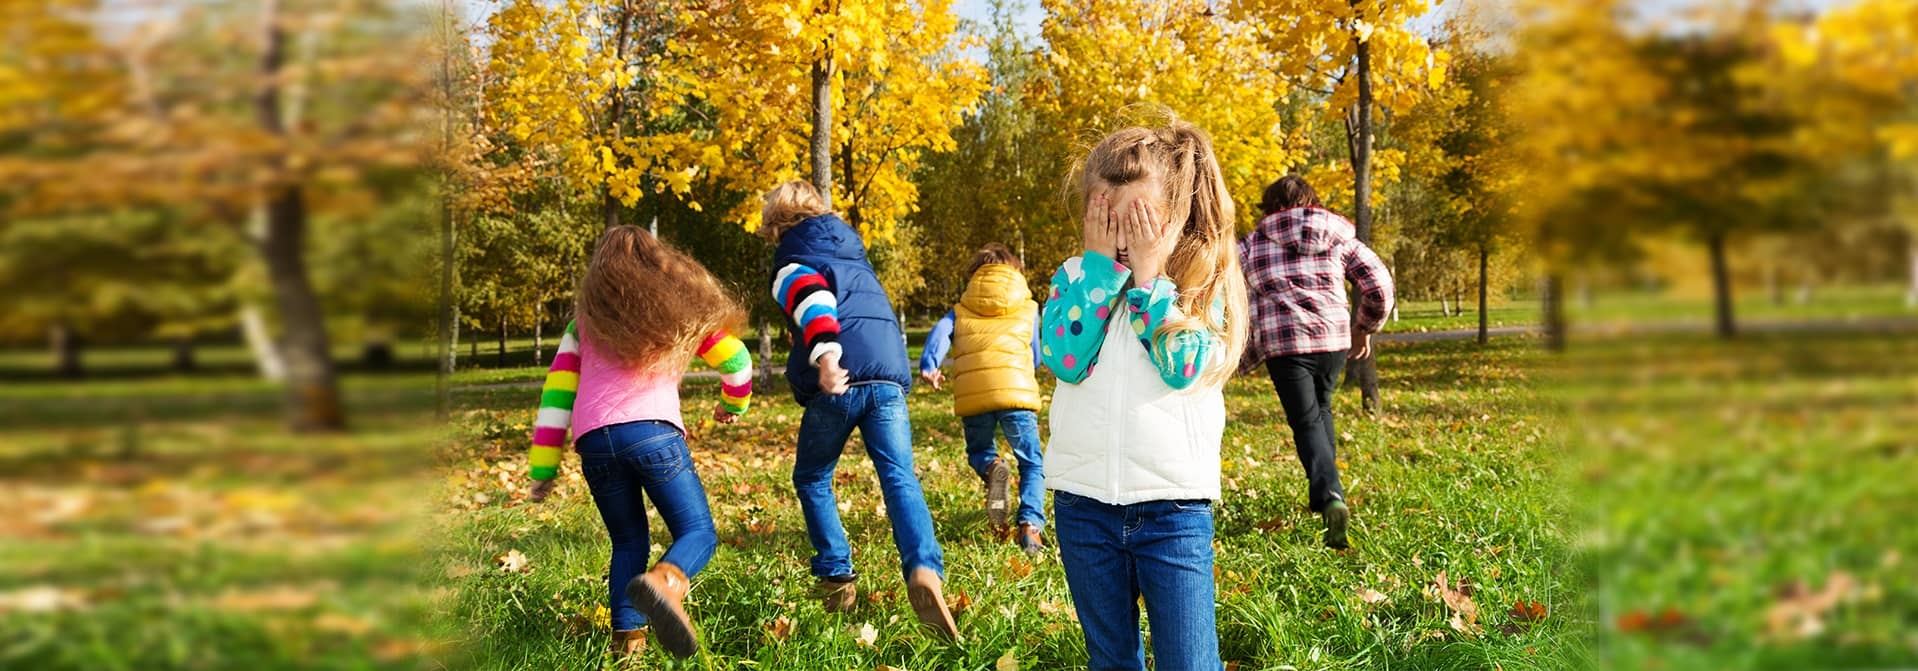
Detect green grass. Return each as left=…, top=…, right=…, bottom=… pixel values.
left=1557, top=330, right=1918, bottom=670
left=8, top=320, right=1915, bottom=669
left=1382, top=299, right=1538, bottom=334
left=432, top=337, right=1580, bottom=670
left=0, top=408, right=443, bottom=669
left=1566, top=284, right=1914, bottom=326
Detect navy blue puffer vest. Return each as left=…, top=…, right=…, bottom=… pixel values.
left=773, top=214, right=913, bottom=405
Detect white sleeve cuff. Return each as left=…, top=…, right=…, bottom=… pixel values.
left=807, top=342, right=843, bottom=367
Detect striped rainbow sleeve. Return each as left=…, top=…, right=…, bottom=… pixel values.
left=696, top=331, right=753, bottom=415
left=771, top=263, right=842, bottom=366
left=528, top=321, right=581, bottom=481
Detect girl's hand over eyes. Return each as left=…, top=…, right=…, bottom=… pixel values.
left=1083, top=190, right=1121, bottom=260
left=1124, top=199, right=1177, bottom=285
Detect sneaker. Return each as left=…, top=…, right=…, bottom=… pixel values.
left=816, top=575, right=857, bottom=613
left=905, top=567, right=960, bottom=640
left=984, top=459, right=1011, bottom=533
left=1323, top=500, right=1351, bottom=549
left=626, top=563, right=696, bottom=658
left=1015, top=522, right=1044, bottom=557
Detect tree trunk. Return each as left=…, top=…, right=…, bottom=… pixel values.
left=810, top=52, right=834, bottom=208
left=435, top=1, right=458, bottom=422
left=758, top=320, right=775, bottom=385
left=1907, top=235, right=1918, bottom=308
left=436, top=202, right=455, bottom=419
left=257, top=0, right=343, bottom=432
left=1767, top=264, right=1784, bottom=306
left=240, top=299, right=287, bottom=382
left=533, top=302, right=544, bottom=367
left=498, top=315, right=509, bottom=366
left=50, top=321, right=81, bottom=378
left=1477, top=247, right=1490, bottom=345
left=1707, top=229, right=1736, bottom=339
left=1543, top=273, right=1567, bottom=352
left=601, top=16, right=632, bottom=230
left=172, top=335, right=196, bottom=372
left=841, top=110, right=859, bottom=230
left=1342, top=6, right=1380, bottom=412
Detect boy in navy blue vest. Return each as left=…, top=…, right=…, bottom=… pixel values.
left=758, top=180, right=958, bottom=640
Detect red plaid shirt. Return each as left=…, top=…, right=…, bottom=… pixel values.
left=1238, top=206, right=1395, bottom=368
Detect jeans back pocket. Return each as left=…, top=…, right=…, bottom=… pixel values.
left=623, top=433, right=689, bottom=487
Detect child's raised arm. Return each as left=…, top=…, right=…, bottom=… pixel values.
left=772, top=263, right=843, bottom=367
left=1125, top=280, right=1224, bottom=390
left=529, top=321, right=582, bottom=483
left=695, top=331, right=753, bottom=419
left=1040, top=252, right=1128, bottom=384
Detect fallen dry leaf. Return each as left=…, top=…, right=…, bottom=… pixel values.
left=314, top=612, right=377, bottom=636
left=1617, top=607, right=1689, bottom=634
left=1430, top=571, right=1479, bottom=635
left=1006, top=556, right=1034, bottom=579
left=996, top=649, right=1020, bottom=671
left=0, top=586, right=88, bottom=614
left=854, top=622, right=879, bottom=647
left=1357, top=588, right=1389, bottom=604
left=1508, top=600, right=1548, bottom=623
left=765, top=615, right=793, bottom=642
left=1765, top=572, right=1856, bottom=641
left=212, top=584, right=321, bottom=612
left=949, top=590, right=973, bottom=614
left=494, top=549, right=531, bottom=574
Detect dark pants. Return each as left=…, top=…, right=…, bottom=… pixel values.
left=1266, top=351, right=1348, bottom=512
left=576, top=420, right=718, bottom=632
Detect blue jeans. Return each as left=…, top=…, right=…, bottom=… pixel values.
left=961, top=409, right=1046, bottom=528
left=577, top=421, right=717, bottom=632
left=1054, top=491, right=1220, bottom=671
left=792, top=382, right=945, bottom=581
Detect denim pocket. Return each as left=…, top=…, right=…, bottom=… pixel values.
left=1170, top=499, right=1213, bottom=513
left=1054, top=490, right=1083, bottom=508
left=579, top=452, right=621, bottom=492
left=626, top=436, right=689, bottom=487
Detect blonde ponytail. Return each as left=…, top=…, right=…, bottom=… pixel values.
left=1073, top=116, right=1249, bottom=386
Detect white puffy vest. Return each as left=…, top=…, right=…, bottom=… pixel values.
left=1044, top=310, right=1225, bottom=505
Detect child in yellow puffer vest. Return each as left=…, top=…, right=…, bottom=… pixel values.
left=919, top=243, right=1047, bottom=555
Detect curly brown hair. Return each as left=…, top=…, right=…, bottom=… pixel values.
left=574, top=226, right=747, bottom=373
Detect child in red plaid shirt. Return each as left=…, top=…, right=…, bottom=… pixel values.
left=1238, top=175, right=1395, bottom=549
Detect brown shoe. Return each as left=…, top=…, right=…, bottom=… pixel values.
left=610, top=628, right=647, bottom=658
left=1015, top=522, right=1044, bottom=557
left=984, top=459, right=1012, bottom=534
left=905, top=567, right=960, bottom=640
left=627, top=563, right=696, bottom=658
left=816, top=576, right=857, bottom=613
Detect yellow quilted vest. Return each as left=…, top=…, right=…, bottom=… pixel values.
left=950, top=264, right=1043, bottom=416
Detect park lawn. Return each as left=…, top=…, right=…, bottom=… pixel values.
left=8, top=325, right=1912, bottom=669
left=432, top=337, right=1582, bottom=671
left=0, top=391, right=445, bottom=670
left=1559, top=330, right=1918, bottom=670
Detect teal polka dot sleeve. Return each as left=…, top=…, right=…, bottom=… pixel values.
left=1125, top=277, right=1225, bottom=391
left=1039, top=251, right=1131, bottom=384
